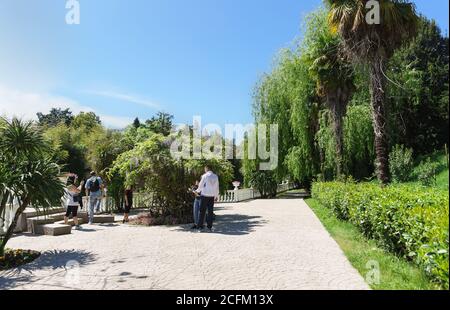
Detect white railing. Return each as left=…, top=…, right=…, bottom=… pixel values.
left=218, top=182, right=296, bottom=203
left=0, top=199, right=20, bottom=236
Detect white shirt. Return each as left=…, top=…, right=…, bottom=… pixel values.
left=196, top=171, right=220, bottom=198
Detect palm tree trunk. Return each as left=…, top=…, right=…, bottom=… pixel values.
left=0, top=197, right=30, bottom=256
left=369, top=58, right=390, bottom=184
left=327, top=88, right=349, bottom=178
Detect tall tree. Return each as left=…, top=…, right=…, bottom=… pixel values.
left=145, top=112, right=174, bottom=136
left=303, top=9, right=354, bottom=176
left=37, top=108, right=74, bottom=127
left=133, top=117, right=141, bottom=129
left=71, top=111, right=101, bottom=129
left=388, top=17, right=449, bottom=154
left=0, top=118, right=64, bottom=256
left=326, top=0, right=419, bottom=184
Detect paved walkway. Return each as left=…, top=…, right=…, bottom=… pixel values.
left=0, top=199, right=369, bottom=290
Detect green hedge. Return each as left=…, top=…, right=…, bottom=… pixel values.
left=311, top=181, right=449, bottom=288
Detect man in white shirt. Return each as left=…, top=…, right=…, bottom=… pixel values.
left=196, top=165, right=220, bottom=232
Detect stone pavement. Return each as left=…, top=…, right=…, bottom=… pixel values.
left=0, top=199, right=369, bottom=290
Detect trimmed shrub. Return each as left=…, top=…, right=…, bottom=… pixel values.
left=312, top=181, right=449, bottom=288
left=389, top=144, right=414, bottom=182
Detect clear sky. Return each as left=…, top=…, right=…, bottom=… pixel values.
left=0, top=0, right=448, bottom=129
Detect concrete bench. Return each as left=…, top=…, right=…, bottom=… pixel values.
left=77, top=211, right=89, bottom=222
left=48, top=213, right=66, bottom=222
left=93, top=215, right=115, bottom=223
left=27, top=217, right=56, bottom=234
left=17, top=207, right=66, bottom=232
left=55, top=218, right=83, bottom=226
left=42, top=223, right=72, bottom=236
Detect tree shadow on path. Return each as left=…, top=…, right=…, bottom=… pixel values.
left=0, top=249, right=96, bottom=289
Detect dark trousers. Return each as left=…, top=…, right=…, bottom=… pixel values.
left=197, top=196, right=215, bottom=229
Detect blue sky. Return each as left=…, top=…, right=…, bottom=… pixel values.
left=0, top=0, right=448, bottom=128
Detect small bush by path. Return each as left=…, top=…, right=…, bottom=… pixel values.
left=311, top=182, right=449, bottom=289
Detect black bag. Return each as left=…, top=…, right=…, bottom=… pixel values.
left=89, top=178, right=100, bottom=192
left=72, top=194, right=81, bottom=203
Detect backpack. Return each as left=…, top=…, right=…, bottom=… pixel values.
left=89, top=177, right=100, bottom=193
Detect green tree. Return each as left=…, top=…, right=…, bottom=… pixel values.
left=326, top=0, right=419, bottom=184
left=133, top=117, right=141, bottom=129
left=145, top=112, right=174, bottom=136
left=249, top=170, right=278, bottom=198
left=109, top=133, right=233, bottom=221
left=388, top=17, right=449, bottom=154
left=37, top=108, right=74, bottom=127
left=71, top=112, right=101, bottom=129
left=303, top=9, right=354, bottom=176
left=43, top=124, right=87, bottom=177
left=0, top=118, right=64, bottom=256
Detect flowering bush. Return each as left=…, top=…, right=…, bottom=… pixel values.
left=0, top=249, right=40, bottom=270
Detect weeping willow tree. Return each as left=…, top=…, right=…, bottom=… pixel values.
left=249, top=47, right=320, bottom=188
left=302, top=9, right=355, bottom=177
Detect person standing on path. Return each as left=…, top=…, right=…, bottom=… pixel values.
left=123, top=185, right=133, bottom=224
left=191, top=180, right=202, bottom=229
left=85, top=171, right=104, bottom=225
left=63, top=174, right=82, bottom=228
left=196, top=165, right=219, bottom=232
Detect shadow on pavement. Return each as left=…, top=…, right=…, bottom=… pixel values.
left=0, top=249, right=96, bottom=289
left=173, top=214, right=267, bottom=236
left=276, top=191, right=310, bottom=199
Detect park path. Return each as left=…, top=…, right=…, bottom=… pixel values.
left=0, top=199, right=369, bottom=290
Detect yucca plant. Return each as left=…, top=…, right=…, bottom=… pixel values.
left=325, top=0, right=419, bottom=183
left=0, top=118, right=64, bottom=256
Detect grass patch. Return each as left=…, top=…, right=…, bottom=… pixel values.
left=305, top=198, right=440, bottom=290
left=412, top=150, right=449, bottom=190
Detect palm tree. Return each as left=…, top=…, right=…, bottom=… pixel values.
left=326, top=0, right=418, bottom=183
left=304, top=10, right=355, bottom=176
left=0, top=118, right=64, bottom=256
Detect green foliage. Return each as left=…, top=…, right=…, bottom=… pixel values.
left=312, top=181, right=449, bottom=288
left=389, top=144, right=414, bottom=182
left=248, top=171, right=278, bottom=198
left=253, top=6, right=448, bottom=186
left=145, top=112, right=174, bottom=136
left=343, top=104, right=375, bottom=179
left=133, top=117, right=141, bottom=129
left=37, top=108, right=74, bottom=127
left=109, top=134, right=233, bottom=221
left=252, top=48, right=319, bottom=185
left=71, top=112, right=101, bottom=129
left=306, top=198, right=437, bottom=290
left=415, top=158, right=438, bottom=187
left=388, top=18, right=449, bottom=154
left=43, top=124, right=87, bottom=177
left=0, top=118, right=64, bottom=256
left=315, top=110, right=336, bottom=179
